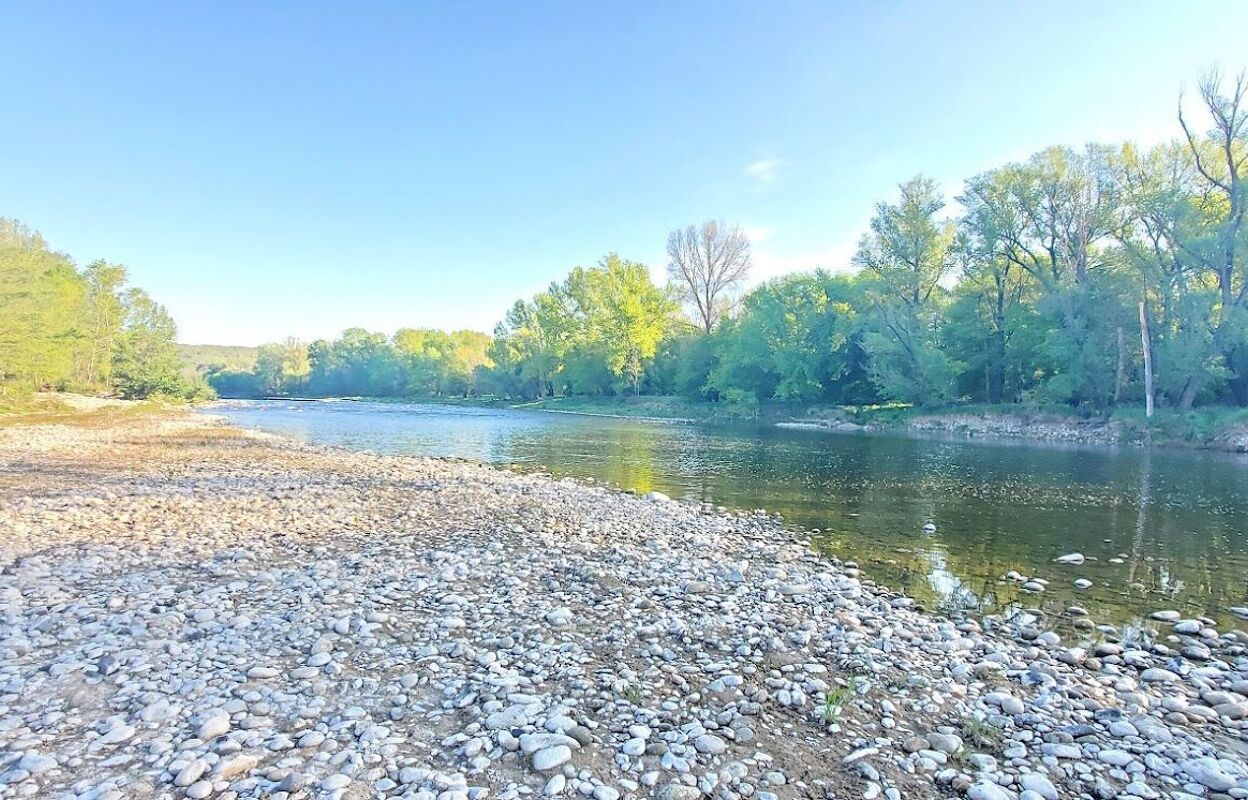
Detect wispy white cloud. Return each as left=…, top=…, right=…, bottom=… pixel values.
left=743, top=157, right=782, bottom=184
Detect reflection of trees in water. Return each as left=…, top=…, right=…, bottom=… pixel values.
left=1117, top=451, right=1235, bottom=618
left=514, top=423, right=674, bottom=497
left=519, top=417, right=1248, bottom=625
left=815, top=540, right=999, bottom=616
left=1128, top=449, right=1151, bottom=586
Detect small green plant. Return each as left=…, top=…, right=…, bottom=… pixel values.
left=822, top=681, right=857, bottom=720
left=620, top=683, right=643, bottom=703
left=960, top=716, right=1004, bottom=750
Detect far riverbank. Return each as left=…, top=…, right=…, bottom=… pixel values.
left=515, top=397, right=1248, bottom=452
left=246, top=394, right=1248, bottom=453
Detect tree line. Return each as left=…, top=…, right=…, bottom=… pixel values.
left=0, top=218, right=209, bottom=406
left=211, top=72, right=1247, bottom=413
left=207, top=328, right=492, bottom=399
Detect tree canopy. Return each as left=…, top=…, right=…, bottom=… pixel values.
left=0, top=219, right=209, bottom=405
left=197, top=72, right=1248, bottom=415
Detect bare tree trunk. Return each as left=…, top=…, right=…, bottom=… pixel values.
left=984, top=347, right=990, bottom=403
left=1139, top=302, right=1154, bottom=418
left=1177, top=378, right=1199, bottom=410
left=1113, top=326, right=1126, bottom=405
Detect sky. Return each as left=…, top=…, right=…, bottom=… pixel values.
left=4, top=1, right=1247, bottom=346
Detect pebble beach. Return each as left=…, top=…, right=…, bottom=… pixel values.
left=1, top=410, right=1247, bottom=800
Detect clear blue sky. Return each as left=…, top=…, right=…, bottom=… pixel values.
left=4, top=2, right=1246, bottom=345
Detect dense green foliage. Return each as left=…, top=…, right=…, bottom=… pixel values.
left=0, top=219, right=210, bottom=405
left=215, top=74, right=1248, bottom=413
left=179, top=344, right=259, bottom=376
left=212, top=255, right=674, bottom=400
left=488, top=255, right=676, bottom=398
left=208, top=328, right=492, bottom=398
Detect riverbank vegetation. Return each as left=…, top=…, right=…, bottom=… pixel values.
left=0, top=219, right=211, bottom=411
left=206, top=73, right=1248, bottom=440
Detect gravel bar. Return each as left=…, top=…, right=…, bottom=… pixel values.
left=1, top=411, right=1246, bottom=800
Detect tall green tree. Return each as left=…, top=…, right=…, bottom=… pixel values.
left=487, top=300, right=558, bottom=399
left=959, top=147, right=1124, bottom=406
left=0, top=220, right=86, bottom=396
left=1177, top=70, right=1248, bottom=403
left=446, top=330, right=492, bottom=395
left=1112, top=141, right=1225, bottom=408
left=486, top=256, right=676, bottom=397
left=76, top=260, right=128, bottom=389
left=1, top=219, right=205, bottom=403
left=253, top=337, right=310, bottom=395
left=306, top=328, right=398, bottom=396
left=392, top=328, right=491, bottom=396
left=591, top=254, right=677, bottom=394
left=853, top=176, right=961, bottom=405
left=709, top=271, right=869, bottom=403
left=111, top=289, right=184, bottom=399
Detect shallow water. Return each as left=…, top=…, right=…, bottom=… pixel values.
left=207, top=399, right=1248, bottom=631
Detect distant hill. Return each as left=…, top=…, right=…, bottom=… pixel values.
left=178, top=343, right=259, bottom=377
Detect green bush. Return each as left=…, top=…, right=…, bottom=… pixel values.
left=719, top=388, right=760, bottom=418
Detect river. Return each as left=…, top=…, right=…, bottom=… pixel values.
left=207, top=399, right=1248, bottom=633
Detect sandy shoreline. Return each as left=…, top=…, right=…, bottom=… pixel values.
left=1, top=410, right=1247, bottom=800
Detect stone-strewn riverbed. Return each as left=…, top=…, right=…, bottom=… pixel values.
left=2, top=412, right=1247, bottom=800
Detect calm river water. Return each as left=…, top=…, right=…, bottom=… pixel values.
left=208, top=399, right=1248, bottom=631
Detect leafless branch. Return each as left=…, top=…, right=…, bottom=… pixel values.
left=665, top=220, right=753, bottom=333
